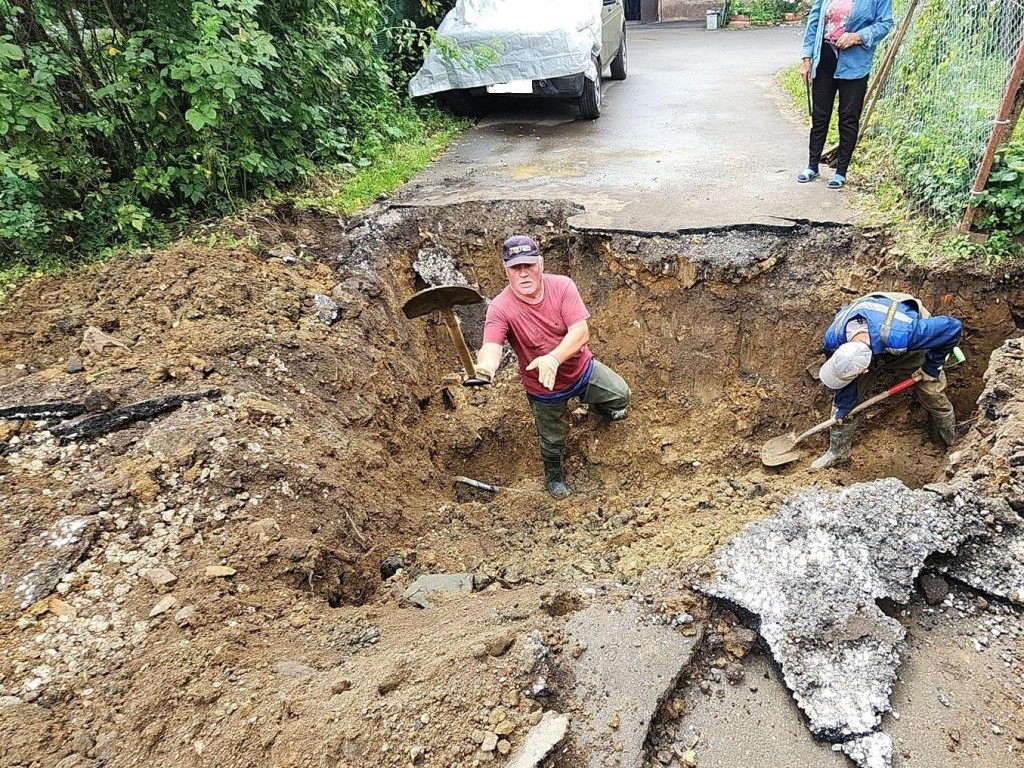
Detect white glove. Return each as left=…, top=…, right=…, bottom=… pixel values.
left=526, top=354, right=560, bottom=391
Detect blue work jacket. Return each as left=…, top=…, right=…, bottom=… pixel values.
left=802, top=0, right=894, bottom=80
left=823, top=295, right=962, bottom=418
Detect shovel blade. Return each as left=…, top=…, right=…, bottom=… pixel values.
left=761, top=432, right=802, bottom=467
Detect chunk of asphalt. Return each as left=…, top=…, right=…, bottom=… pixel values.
left=412, top=247, right=468, bottom=288
left=563, top=600, right=700, bottom=768
left=840, top=732, right=893, bottom=768
left=2, top=516, right=100, bottom=618
left=506, top=711, right=570, bottom=768
left=935, top=526, right=1024, bottom=605
left=401, top=573, right=474, bottom=608
left=700, top=478, right=999, bottom=768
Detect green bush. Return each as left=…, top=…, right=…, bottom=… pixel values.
left=977, top=141, right=1024, bottom=236
left=0, top=0, right=447, bottom=267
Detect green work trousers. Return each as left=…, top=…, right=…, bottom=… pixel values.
left=529, top=361, right=631, bottom=461
left=851, top=351, right=953, bottom=422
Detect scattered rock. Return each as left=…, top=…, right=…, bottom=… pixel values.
left=380, top=552, right=407, bottom=580
left=401, top=573, right=474, bottom=608
left=312, top=293, right=341, bottom=325
left=174, top=605, right=197, bottom=627
left=65, top=358, right=85, bottom=374
left=248, top=518, right=281, bottom=544
left=148, top=595, right=177, bottom=617
left=331, top=679, right=352, bottom=694
left=205, top=566, right=236, bottom=578
left=506, top=711, right=569, bottom=768
left=483, top=631, right=515, bottom=657
left=143, top=568, right=178, bottom=591
left=723, top=626, right=757, bottom=658
left=481, top=731, right=498, bottom=752
left=918, top=572, right=949, bottom=605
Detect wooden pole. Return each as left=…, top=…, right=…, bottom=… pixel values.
left=959, top=35, right=1024, bottom=233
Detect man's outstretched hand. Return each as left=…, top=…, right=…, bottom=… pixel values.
left=526, top=354, right=560, bottom=391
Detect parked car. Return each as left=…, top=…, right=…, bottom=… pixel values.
left=409, top=0, right=627, bottom=120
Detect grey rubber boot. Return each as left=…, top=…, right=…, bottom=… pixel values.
left=542, top=456, right=572, bottom=499
left=931, top=411, right=957, bottom=446
left=810, top=423, right=855, bottom=469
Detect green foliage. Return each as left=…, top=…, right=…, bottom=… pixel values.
left=729, top=0, right=800, bottom=20
left=0, top=0, right=458, bottom=268
left=977, top=141, right=1024, bottom=235
left=861, top=0, right=1010, bottom=224
left=296, top=107, right=465, bottom=214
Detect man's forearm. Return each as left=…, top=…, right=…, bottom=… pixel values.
left=548, top=321, right=589, bottom=363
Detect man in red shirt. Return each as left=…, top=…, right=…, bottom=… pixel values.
left=468, top=235, right=631, bottom=498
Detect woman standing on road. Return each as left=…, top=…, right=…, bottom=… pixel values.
left=797, top=0, right=893, bottom=189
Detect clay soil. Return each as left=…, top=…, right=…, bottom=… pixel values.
left=1, top=200, right=1022, bottom=768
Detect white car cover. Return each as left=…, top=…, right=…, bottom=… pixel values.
left=409, top=0, right=603, bottom=97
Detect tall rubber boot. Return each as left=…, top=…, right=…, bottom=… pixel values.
left=930, top=411, right=957, bottom=446
left=810, top=423, right=855, bottom=469
left=542, top=456, right=572, bottom=499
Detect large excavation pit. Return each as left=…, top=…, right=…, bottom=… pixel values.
left=1, top=199, right=1022, bottom=768
left=382, top=202, right=1022, bottom=592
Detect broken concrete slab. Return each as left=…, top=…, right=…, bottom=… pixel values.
left=507, top=711, right=569, bottom=768
left=563, top=600, right=700, bottom=768
left=701, top=479, right=1003, bottom=767
left=402, top=572, right=474, bottom=608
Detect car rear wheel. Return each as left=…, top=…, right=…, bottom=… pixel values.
left=440, top=89, right=485, bottom=118
left=578, top=57, right=602, bottom=119
left=610, top=27, right=627, bottom=81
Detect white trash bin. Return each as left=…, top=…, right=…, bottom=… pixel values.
left=706, top=9, right=720, bottom=29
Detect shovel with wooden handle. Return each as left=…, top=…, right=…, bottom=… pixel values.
left=402, top=285, right=491, bottom=386
left=761, top=373, right=921, bottom=467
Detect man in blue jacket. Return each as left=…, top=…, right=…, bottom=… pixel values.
left=814, top=291, right=961, bottom=469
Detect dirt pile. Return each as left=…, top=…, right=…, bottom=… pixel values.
left=0, top=199, right=1022, bottom=767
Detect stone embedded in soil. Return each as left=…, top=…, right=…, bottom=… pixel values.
left=312, top=293, right=341, bottom=325
left=701, top=478, right=1003, bottom=767
left=143, top=568, right=178, bottom=591
left=205, top=565, right=236, bottom=578
left=563, top=600, right=700, bottom=768
left=917, top=572, right=949, bottom=605
left=506, top=711, right=569, bottom=768
left=401, top=572, right=474, bottom=608
left=148, top=595, right=177, bottom=618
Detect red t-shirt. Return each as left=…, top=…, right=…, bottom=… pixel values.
left=483, top=274, right=593, bottom=397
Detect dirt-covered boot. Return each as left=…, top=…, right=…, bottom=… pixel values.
left=542, top=456, right=572, bottom=499
left=810, top=423, right=855, bottom=470
left=930, top=411, right=957, bottom=446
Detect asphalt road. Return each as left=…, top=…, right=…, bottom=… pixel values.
left=399, top=25, right=858, bottom=231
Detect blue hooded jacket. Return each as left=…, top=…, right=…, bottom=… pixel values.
left=823, top=294, right=962, bottom=419
left=802, top=0, right=894, bottom=80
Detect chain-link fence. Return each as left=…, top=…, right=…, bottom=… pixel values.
left=860, top=0, right=1024, bottom=224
